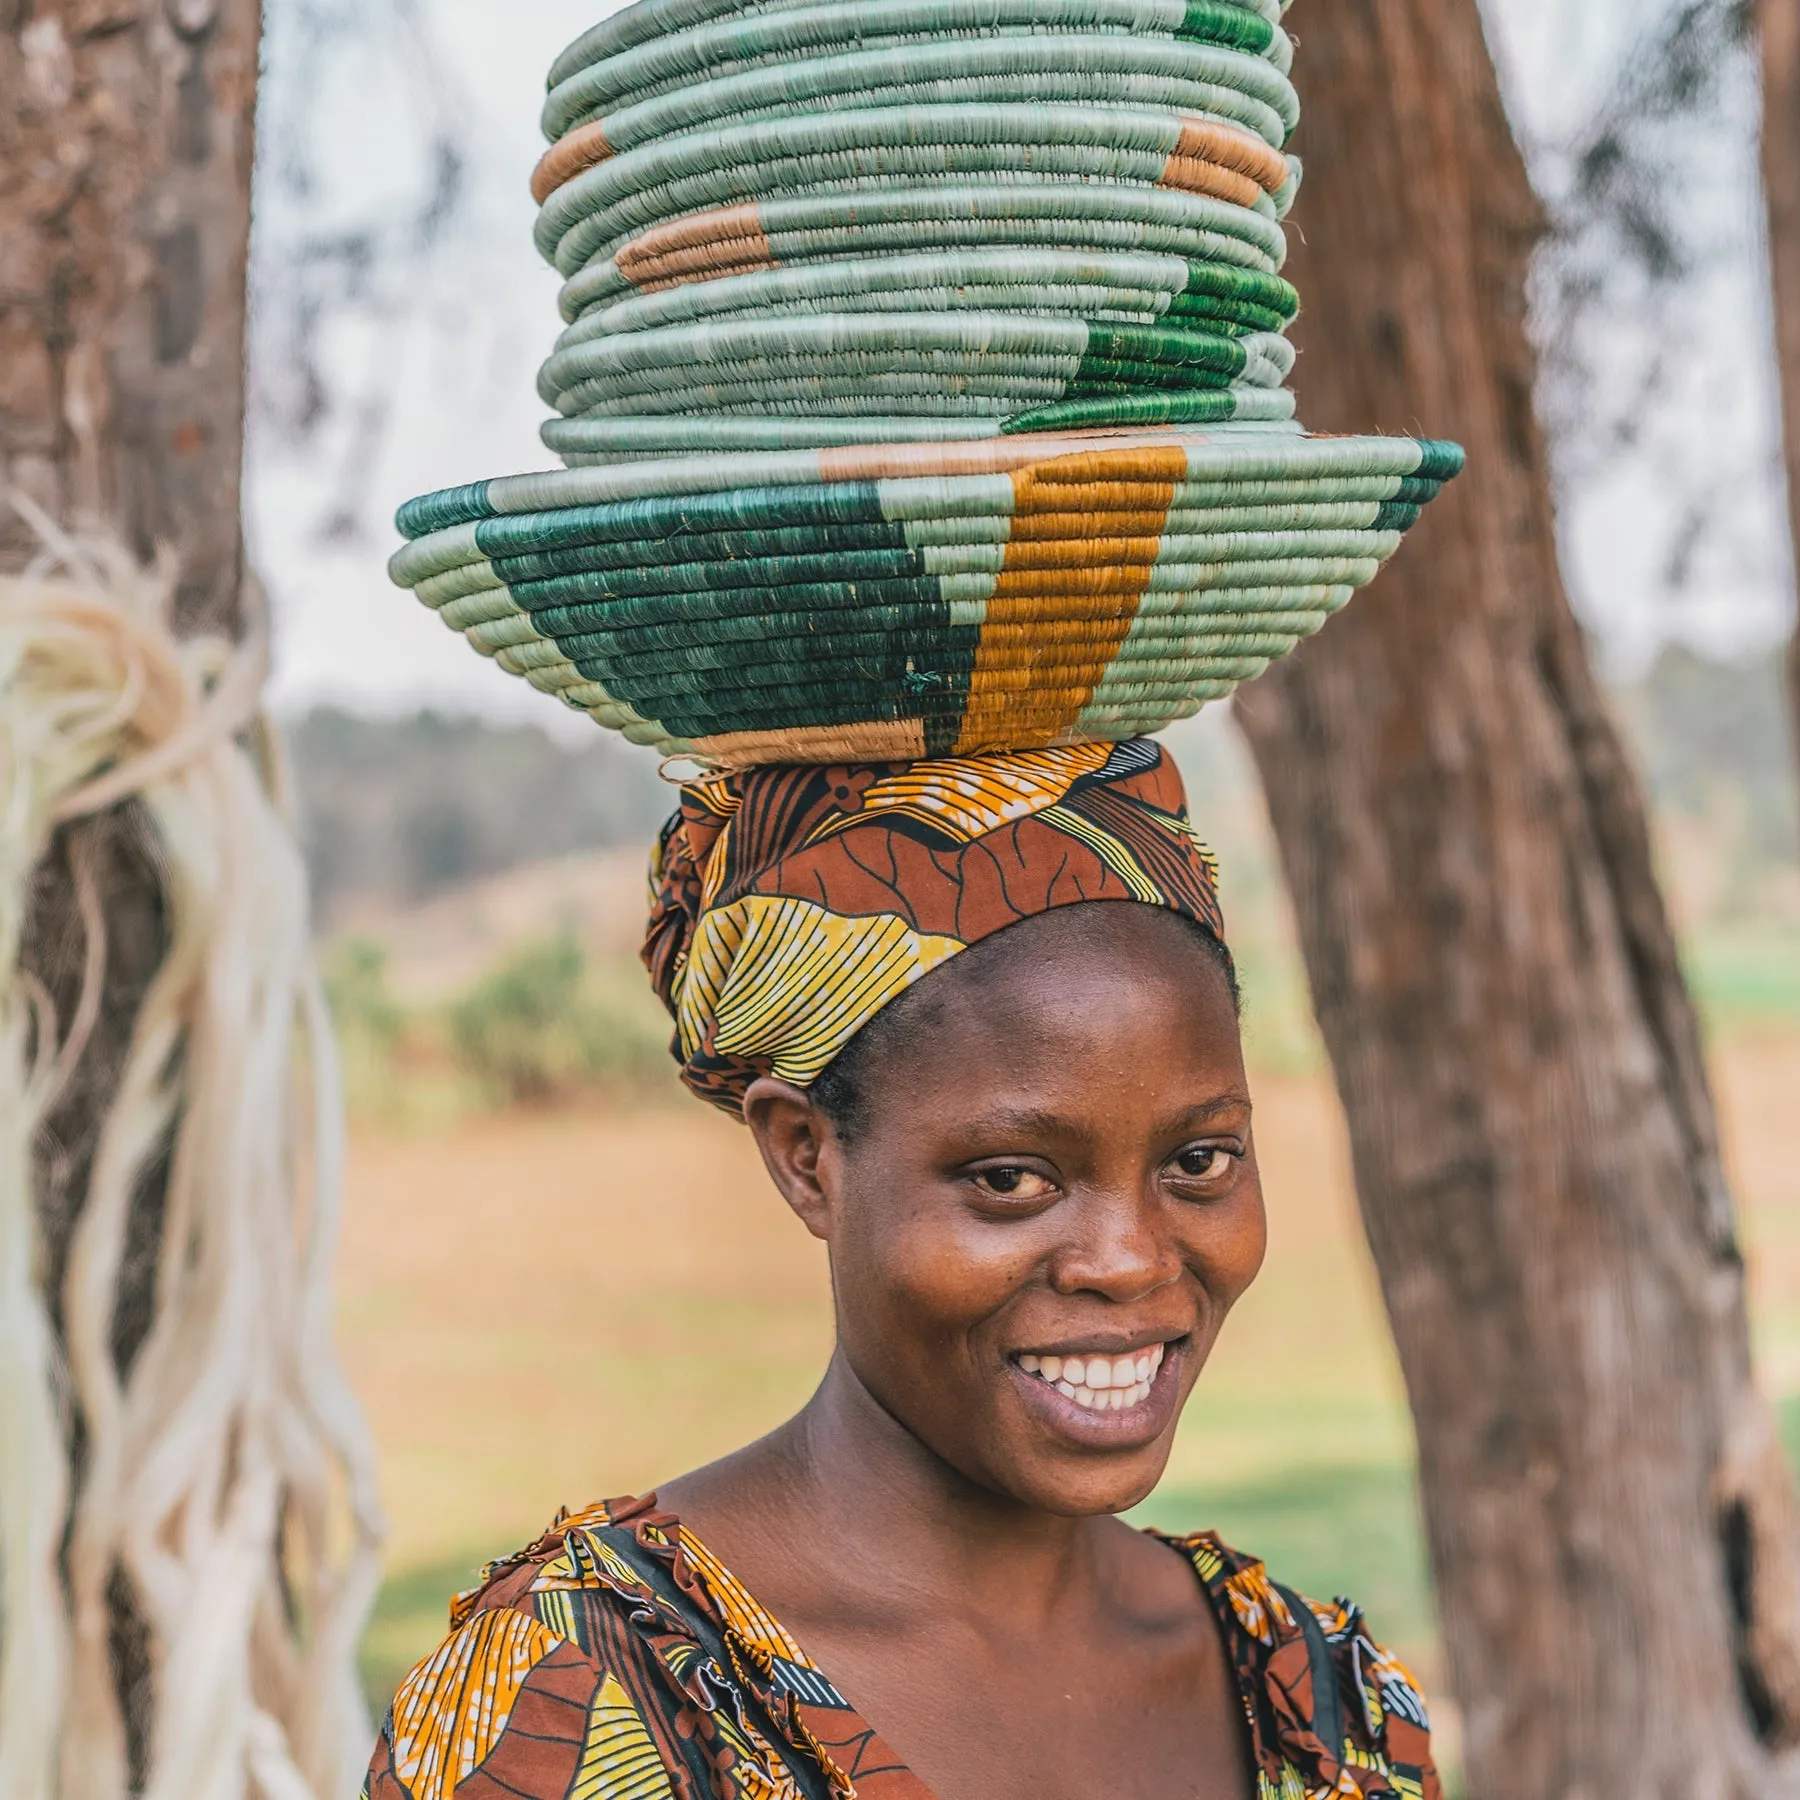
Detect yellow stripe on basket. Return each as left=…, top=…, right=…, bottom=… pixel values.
left=956, top=452, right=1181, bottom=752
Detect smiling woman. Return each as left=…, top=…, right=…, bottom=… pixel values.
left=363, top=744, right=1440, bottom=1800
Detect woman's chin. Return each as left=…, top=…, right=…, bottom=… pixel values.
left=961, top=1359, right=1191, bottom=1516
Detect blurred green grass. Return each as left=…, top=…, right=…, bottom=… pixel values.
left=1687, top=923, right=1800, bottom=1030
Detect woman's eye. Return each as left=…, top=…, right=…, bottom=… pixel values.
left=973, top=1166, right=1056, bottom=1201
left=1174, top=1145, right=1235, bottom=1181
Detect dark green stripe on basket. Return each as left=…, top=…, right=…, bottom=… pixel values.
left=397, top=481, right=496, bottom=539
left=471, top=481, right=894, bottom=555
left=1083, top=322, right=1249, bottom=374
left=567, top=636, right=983, bottom=699
left=560, top=587, right=979, bottom=746
left=1178, top=0, right=1277, bottom=56
left=1164, top=295, right=1290, bottom=335
left=619, top=625, right=980, bottom=679
left=482, top=519, right=914, bottom=572
left=1004, top=391, right=1241, bottom=432
left=500, top=546, right=934, bottom=604
left=530, top=575, right=958, bottom=639
left=1069, top=359, right=1239, bottom=395
left=553, top=599, right=966, bottom=654
left=625, top=686, right=972, bottom=743
left=1413, top=440, right=1467, bottom=480
left=1180, top=263, right=1299, bottom=318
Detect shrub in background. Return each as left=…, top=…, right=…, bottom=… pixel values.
left=447, top=931, right=670, bottom=1106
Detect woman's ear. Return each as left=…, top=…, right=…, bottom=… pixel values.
left=742, top=1077, right=837, bottom=1241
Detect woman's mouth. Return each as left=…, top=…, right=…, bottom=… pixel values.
left=1015, top=1343, right=1166, bottom=1413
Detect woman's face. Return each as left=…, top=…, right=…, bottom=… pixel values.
left=747, top=903, right=1267, bottom=1518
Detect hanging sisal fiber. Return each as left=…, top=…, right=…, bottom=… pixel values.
left=0, top=508, right=383, bottom=1800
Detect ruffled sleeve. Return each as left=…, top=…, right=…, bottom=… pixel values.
left=362, top=1502, right=669, bottom=1800
left=1178, top=1532, right=1443, bottom=1800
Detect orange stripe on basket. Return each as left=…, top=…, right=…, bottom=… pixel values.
left=1165, top=117, right=1290, bottom=194
left=1007, top=508, right=1173, bottom=540
left=1160, top=156, right=1266, bottom=209
left=974, top=535, right=1164, bottom=571
left=615, top=204, right=778, bottom=289
left=955, top=466, right=1177, bottom=752
left=1017, top=446, right=1193, bottom=499
left=531, top=120, right=614, bottom=205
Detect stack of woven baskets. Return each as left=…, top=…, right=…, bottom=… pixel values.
left=389, top=0, right=1461, bottom=764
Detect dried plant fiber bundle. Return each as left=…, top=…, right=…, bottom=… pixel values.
left=390, top=0, right=1462, bottom=761
left=0, top=508, right=382, bottom=1800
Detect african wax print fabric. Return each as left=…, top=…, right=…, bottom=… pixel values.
left=642, top=737, right=1225, bottom=1113
left=363, top=1494, right=1441, bottom=1800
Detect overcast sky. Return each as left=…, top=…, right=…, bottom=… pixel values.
left=247, top=0, right=1795, bottom=725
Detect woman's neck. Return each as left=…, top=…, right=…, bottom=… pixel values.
left=662, top=1349, right=1121, bottom=1634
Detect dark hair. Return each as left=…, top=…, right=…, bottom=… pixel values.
left=809, top=912, right=1239, bottom=1145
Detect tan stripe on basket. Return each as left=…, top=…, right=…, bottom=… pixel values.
left=697, top=719, right=929, bottom=769
left=1160, top=156, right=1266, bottom=209
left=1165, top=117, right=1290, bottom=194
left=616, top=204, right=779, bottom=289
left=531, top=120, right=615, bottom=205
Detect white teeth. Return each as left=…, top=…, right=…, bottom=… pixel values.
left=1019, top=1344, right=1170, bottom=1413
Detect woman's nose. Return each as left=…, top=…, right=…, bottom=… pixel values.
left=1046, top=1187, right=1182, bottom=1302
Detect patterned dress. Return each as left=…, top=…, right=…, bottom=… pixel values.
left=364, top=1494, right=1441, bottom=1800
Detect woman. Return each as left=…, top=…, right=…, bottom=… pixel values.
left=365, top=742, right=1439, bottom=1800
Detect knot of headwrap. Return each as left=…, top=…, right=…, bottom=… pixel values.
left=642, top=739, right=1226, bottom=1115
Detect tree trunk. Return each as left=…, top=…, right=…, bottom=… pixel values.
left=1, top=0, right=260, bottom=1780
left=1761, top=0, right=1800, bottom=795
left=1232, top=1, right=1800, bottom=1793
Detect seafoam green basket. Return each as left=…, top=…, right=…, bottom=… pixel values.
left=390, top=0, right=1462, bottom=762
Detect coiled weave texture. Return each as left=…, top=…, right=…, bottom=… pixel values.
left=389, top=0, right=1463, bottom=761
left=392, top=431, right=1461, bottom=765
left=528, top=0, right=1306, bottom=456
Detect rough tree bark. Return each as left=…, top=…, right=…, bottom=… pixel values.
left=1761, top=0, right=1800, bottom=793
left=1, top=0, right=260, bottom=1778
left=1233, top=2, right=1800, bottom=1794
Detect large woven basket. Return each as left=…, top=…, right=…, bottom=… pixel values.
left=390, top=0, right=1461, bottom=764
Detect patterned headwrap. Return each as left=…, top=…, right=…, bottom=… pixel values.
left=642, top=739, right=1225, bottom=1115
